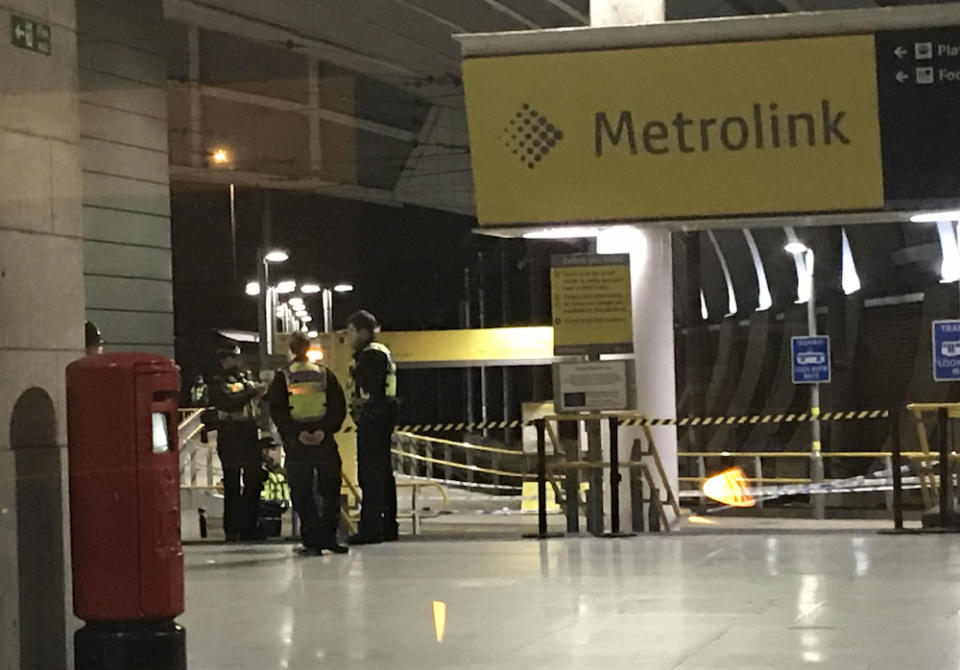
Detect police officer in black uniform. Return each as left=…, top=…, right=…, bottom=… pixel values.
left=210, top=343, right=268, bottom=541
left=270, top=333, right=349, bottom=555
left=346, top=310, right=399, bottom=544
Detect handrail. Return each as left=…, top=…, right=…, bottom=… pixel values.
left=395, top=431, right=524, bottom=456
left=391, top=448, right=532, bottom=479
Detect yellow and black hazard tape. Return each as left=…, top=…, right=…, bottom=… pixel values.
left=336, top=409, right=889, bottom=435
left=619, top=409, right=889, bottom=427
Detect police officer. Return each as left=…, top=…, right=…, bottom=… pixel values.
left=210, top=342, right=268, bottom=541
left=346, top=310, right=399, bottom=544
left=270, top=332, right=348, bottom=555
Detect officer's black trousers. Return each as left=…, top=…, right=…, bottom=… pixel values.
left=287, top=452, right=342, bottom=548
left=357, top=419, right=397, bottom=540
left=217, top=422, right=263, bottom=538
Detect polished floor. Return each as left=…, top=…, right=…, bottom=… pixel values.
left=182, top=532, right=960, bottom=669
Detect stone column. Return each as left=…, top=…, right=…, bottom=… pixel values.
left=593, top=0, right=678, bottom=531
left=0, top=1, right=86, bottom=668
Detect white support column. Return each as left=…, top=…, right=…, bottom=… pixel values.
left=591, top=0, right=665, bottom=26
left=593, top=0, right=678, bottom=531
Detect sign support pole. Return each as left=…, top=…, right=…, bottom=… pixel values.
left=806, top=249, right=825, bottom=521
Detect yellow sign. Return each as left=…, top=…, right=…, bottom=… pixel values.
left=378, top=327, right=555, bottom=365
left=551, top=254, right=633, bottom=355
left=463, top=35, right=883, bottom=225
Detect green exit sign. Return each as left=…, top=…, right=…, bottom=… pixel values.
left=11, top=16, right=51, bottom=55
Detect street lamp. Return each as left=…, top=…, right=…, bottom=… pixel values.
left=785, top=241, right=824, bottom=520
left=257, top=248, right=288, bottom=375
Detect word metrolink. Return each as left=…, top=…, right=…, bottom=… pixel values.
left=595, top=101, right=849, bottom=157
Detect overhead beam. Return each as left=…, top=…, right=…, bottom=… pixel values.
left=165, top=0, right=423, bottom=80
left=480, top=0, right=542, bottom=29
left=391, top=0, right=470, bottom=33
left=181, top=83, right=419, bottom=142
left=544, top=0, right=589, bottom=24
left=169, top=165, right=401, bottom=206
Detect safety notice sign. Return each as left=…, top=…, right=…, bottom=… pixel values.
left=550, top=253, right=633, bottom=356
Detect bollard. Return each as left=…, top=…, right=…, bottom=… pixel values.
left=648, top=484, right=661, bottom=532
left=602, top=418, right=635, bottom=538
left=523, top=418, right=561, bottom=539
left=198, top=508, right=208, bottom=539
left=940, top=407, right=952, bottom=527
left=609, top=417, right=621, bottom=535
left=892, top=408, right=903, bottom=530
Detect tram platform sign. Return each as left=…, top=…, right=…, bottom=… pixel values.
left=461, top=10, right=960, bottom=229
left=792, top=336, right=831, bottom=385
left=933, top=320, right=960, bottom=382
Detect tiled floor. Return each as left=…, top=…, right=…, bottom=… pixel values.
left=181, top=532, right=960, bottom=669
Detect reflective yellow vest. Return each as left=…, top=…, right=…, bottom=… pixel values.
left=220, top=375, right=260, bottom=420
left=261, top=468, right=291, bottom=502
left=349, top=342, right=397, bottom=408
left=283, top=361, right=328, bottom=421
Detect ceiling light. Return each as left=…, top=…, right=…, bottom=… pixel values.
left=333, top=283, right=354, bottom=293
left=301, top=284, right=321, bottom=294
left=263, top=249, right=289, bottom=263
left=275, top=280, right=296, bottom=294
left=523, top=226, right=602, bottom=239
left=300, top=315, right=313, bottom=323
left=784, top=242, right=809, bottom=255
left=307, top=330, right=319, bottom=338
left=911, top=210, right=960, bottom=223
left=244, top=281, right=260, bottom=296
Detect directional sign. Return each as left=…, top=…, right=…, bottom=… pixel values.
left=11, top=16, right=51, bottom=55
left=791, top=336, right=831, bottom=385
left=932, top=320, right=960, bottom=382
left=877, top=27, right=960, bottom=205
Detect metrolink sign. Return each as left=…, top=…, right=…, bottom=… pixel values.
left=460, top=10, right=960, bottom=227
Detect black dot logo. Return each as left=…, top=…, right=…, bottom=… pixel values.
left=500, top=103, right=564, bottom=170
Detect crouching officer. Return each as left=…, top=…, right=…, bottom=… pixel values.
left=346, top=310, right=399, bottom=544
left=270, top=332, right=349, bottom=556
left=211, top=343, right=268, bottom=541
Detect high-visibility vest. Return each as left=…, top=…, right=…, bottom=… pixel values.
left=261, top=469, right=290, bottom=502
left=283, top=361, right=328, bottom=421
left=220, top=374, right=260, bottom=420
left=350, top=341, right=397, bottom=400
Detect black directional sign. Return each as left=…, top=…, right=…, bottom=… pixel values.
left=10, top=16, right=51, bottom=56
left=877, top=28, right=960, bottom=209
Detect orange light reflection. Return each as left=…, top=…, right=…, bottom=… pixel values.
left=702, top=467, right=755, bottom=507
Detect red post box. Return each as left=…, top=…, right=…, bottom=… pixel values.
left=67, top=353, right=186, bottom=670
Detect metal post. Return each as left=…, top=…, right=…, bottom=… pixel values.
left=565, top=433, right=580, bottom=535
left=321, top=287, right=333, bottom=334
left=892, top=407, right=904, bottom=530
left=939, top=407, right=951, bottom=527
left=807, top=249, right=825, bottom=520
left=256, top=249, right=270, bottom=375
left=608, top=417, right=621, bottom=534
left=754, top=455, right=764, bottom=510
left=527, top=418, right=549, bottom=539
left=228, top=183, right=237, bottom=280
left=884, top=454, right=894, bottom=513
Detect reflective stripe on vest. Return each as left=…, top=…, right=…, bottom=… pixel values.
left=283, top=361, right=327, bottom=421
left=220, top=380, right=259, bottom=420
left=364, top=342, right=397, bottom=398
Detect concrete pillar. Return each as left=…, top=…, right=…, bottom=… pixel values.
left=593, top=0, right=678, bottom=531
left=77, top=0, right=174, bottom=357
left=0, top=1, right=86, bottom=668
left=591, top=0, right=665, bottom=26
